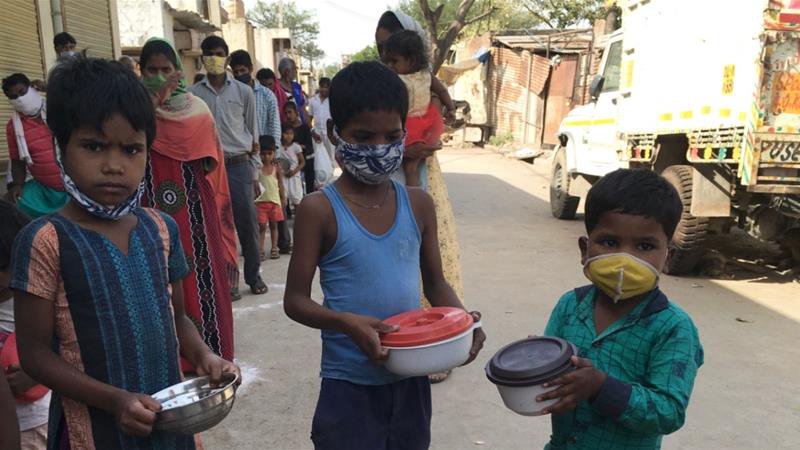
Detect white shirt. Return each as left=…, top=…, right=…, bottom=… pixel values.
left=308, top=95, right=331, bottom=133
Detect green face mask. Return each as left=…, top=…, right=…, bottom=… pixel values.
left=142, top=74, right=166, bottom=94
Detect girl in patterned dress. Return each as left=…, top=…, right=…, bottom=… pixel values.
left=9, top=58, right=239, bottom=450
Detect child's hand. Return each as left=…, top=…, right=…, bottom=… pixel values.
left=5, top=365, right=37, bottom=395
left=461, top=311, right=486, bottom=366
left=196, top=352, right=241, bottom=387
left=537, top=356, right=607, bottom=415
left=311, top=130, right=322, bottom=143
left=342, top=313, right=399, bottom=364
left=112, top=391, right=162, bottom=436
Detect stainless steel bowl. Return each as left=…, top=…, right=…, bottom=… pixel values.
left=153, top=372, right=238, bottom=435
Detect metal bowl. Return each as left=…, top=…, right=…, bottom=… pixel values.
left=152, top=372, right=238, bottom=435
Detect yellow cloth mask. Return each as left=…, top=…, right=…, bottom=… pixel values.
left=583, top=253, right=660, bottom=302
left=202, top=56, right=227, bottom=75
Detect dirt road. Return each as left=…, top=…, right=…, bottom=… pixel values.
left=203, top=148, right=800, bottom=449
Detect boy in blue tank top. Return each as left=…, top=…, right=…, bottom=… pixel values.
left=284, top=61, right=486, bottom=450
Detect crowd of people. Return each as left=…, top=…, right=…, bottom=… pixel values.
left=0, top=9, right=702, bottom=450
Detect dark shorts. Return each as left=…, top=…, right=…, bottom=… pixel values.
left=311, top=377, right=432, bottom=450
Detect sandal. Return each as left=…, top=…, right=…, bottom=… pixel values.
left=250, top=279, right=268, bottom=295
left=260, top=252, right=267, bottom=262
left=230, top=288, right=243, bottom=302
left=428, top=370, right=451, bottom=384
left=270, top=248, right=280, bottom=260
left=279, top=245, right=293, bottom=255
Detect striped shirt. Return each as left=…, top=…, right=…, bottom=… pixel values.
left=254, top=82, right=281, bottom=142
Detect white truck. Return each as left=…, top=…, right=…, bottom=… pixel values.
left=551, top=0, right=800, bottom=274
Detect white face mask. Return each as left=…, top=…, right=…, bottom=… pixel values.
left=10, top=88, right=44, bottom=117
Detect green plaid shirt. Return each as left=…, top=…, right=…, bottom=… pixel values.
left=543, top=286, right=703, bottom=450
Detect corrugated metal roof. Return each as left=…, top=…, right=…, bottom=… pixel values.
left=494, top=29, right=593, bottom=54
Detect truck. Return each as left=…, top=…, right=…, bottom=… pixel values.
left=551, top=0, right=800, bottom=274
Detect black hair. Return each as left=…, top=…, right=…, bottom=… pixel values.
left=585, top=169, right=683, bottom=240
left=139, top=40, right=179, bottom=70
left=54, top=32, right=76, bottom=49
left=259, top=135, right=276, bottom=151
left=2, top=73, right=30, bottom=96
left=256, top=68, right=275, bottom=81
left=382, top=30, right=428, bottom=73
left=283, top=101, right=298, bottom=112
left=46, top=58, right=156, bottom=151
left=281, top=123, right=294, bottom=133
left=0, top=200, right=30, bottom=270
left=318, top=77, right=331, bottom=87
left=200, top=35, right=229, bottom=56
left=377, top=11, right=404, bottom=33
left=329, top=61, right=408, bottom=130
left=193, top=73, right=205, bottom=84
left=229, top=50, right=253, bottom=70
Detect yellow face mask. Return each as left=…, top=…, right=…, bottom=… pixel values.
left=202, top=56, right=227, bottom=75
left=583, top=253, right=660, bottom=302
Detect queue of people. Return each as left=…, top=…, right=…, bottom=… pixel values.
left=0, top=9, right=702, bottom=450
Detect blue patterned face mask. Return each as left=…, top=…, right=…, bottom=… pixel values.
left=333, top=128, right=406, bottom=185
left=55, top=143, right=144, bottom=220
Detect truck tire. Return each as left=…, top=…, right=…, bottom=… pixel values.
left=661, top=165, right=709, bottom=275
left=550, top=147, right=580, bottom=219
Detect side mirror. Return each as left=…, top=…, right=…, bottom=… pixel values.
left=589, top=75, right=605, bottom=100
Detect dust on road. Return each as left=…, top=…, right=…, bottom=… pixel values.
left=203, top=147, right=800, bottom=450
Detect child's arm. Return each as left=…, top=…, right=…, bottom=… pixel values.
left=283, top=196, right=399, bottom=364
left=276, top=165, right=287, bottom=206
left=539, top=319, right=703, bottom=435
left=15, top=291, right=162, bottom=436
left=292, top=150, right=306, bottom=176
left=430, top=76, right=456, bottom=122
left=411, top=189, right=485, bottom=363
left=170, top=281, right=239, bottom=385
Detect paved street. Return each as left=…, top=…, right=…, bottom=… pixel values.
left=204, top=147, right=800, bottom=450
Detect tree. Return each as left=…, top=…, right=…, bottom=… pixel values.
left=319, top=63, right=340, bottom=79
left=248, top=1, right=325, bottom=69
left=520, top=0, right=605, bottom=29
left=350, top=44, right=379, bottom=63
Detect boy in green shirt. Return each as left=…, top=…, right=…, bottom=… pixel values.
left=540, top=169, right=704, bottom=449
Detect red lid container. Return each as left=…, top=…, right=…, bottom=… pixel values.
left=380, top=307, right=473, bottom=348
left=1, top=332, right=49, bottom=403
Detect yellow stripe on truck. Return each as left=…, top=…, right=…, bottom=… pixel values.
left=563, top=118, right=617, bottom=127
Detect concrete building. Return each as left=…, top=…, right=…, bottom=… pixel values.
left=1, top=0, right=121, bottom=172
left=117, top=0, right=222, bottom=82
left=221, top=0, right=292, bottom=72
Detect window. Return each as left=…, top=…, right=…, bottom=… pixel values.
left=601, top=40, right=623, bottom=92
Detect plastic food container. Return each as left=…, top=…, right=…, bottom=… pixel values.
left=152, top=372, right=239, bottom=435
left=380, top=307, right=480, bottom=377
left=0, top=332, right=49, bottom=403
left=485, top=336, right=576, bottom=416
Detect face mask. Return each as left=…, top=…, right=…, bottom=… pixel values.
left=9, top=88, right=44, bottom=117
left=583, top=253, right=660, bottom=302
left=55, top=143, right=143, bottom=220
left=333, top=128, right=405, bottom=185
left=142, top=74, right=166, bottom=95
left=234, top=73, right=252, bottom=85
left=202, top=56, right=227, bottom=75
left=59, top=50, right=79, bottom=59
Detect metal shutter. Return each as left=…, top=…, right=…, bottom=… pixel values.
left=0, top=1, right=45, bottom=164
left=63, top=0, right=114, bottom=59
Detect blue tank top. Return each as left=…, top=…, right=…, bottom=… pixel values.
left=319, top=181, right=421, bottom=385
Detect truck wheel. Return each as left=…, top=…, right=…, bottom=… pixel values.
left=661, top=165, right=709, bottom=275
left=550, top=147, right=580, bottom=219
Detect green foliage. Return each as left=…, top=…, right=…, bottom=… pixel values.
left=319, top=63, right=341, bottom=79
left=248, top=1, right=325, bottom=66
left=350, top=44, right=380, bottom=63
left=489, top=131, right=515, bottom=146
left=520, top=0, right=605, bottom=29
left=397, top=0, right=538, bottom=39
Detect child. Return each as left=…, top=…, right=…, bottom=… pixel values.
left=285, top=102, right=317, bottom=194
left=279, top=122, right=305, bottom=208
left=0, top=200, right=49, bottom=449
left=539, top=169, right=703, bottom=449
left=381, top=30, right=456, bottom=187
left=256, top=135, right=286, bottom=261
left=283, top=61, right=486, bottom=450
left=9, top=58, right=239, bottom=449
